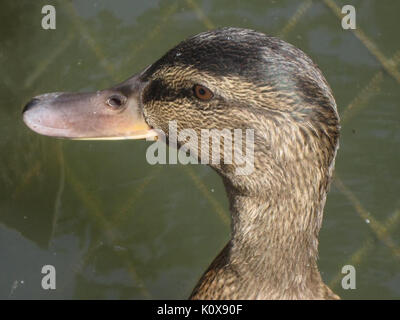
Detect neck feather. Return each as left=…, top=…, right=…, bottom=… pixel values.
left=223, top=157, right=331, bottom=294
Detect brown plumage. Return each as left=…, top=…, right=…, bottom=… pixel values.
left=142, top=28, right=340, bottom=299
left=22, top=27, right=340, bottom=299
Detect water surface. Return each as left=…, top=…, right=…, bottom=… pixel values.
left=0, top=0, right=399, bottom=299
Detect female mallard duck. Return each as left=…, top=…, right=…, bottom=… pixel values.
left=23, top=27, right=340, bottom=300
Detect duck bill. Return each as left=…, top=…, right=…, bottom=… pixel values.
left=22, top=74, right=157, bottom=141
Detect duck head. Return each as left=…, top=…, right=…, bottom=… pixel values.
left=23, top=27, right=339, bottom=197
left=23, top=27, right=340, bottom=299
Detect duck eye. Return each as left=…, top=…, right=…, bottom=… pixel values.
left=106, top=94, right=127, bottom=109
left=193, top=85, right=213, bottom=101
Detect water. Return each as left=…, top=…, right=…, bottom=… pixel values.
left=0, top=0, right=399, bottom=299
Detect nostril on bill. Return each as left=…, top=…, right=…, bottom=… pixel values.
left=22, top=98, right=40, bottom=114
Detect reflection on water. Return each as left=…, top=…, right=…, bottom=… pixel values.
left=0, top=0, right=399, bottom=299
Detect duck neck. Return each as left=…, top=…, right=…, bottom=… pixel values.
left=224, top=169, right=328, bottom=288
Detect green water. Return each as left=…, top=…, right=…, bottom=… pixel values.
left=0, top=0, right=399, bottom=299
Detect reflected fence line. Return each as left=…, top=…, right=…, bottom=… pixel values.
left=62, top=0, right=119, bottom=80
left=334, top=175, right=400, bottom=259
left=49, top=142, right=65, bottom=245
left=13, top=0, right=400, bottom=297
left=11, top=160, right=41, bottom=200
left=342, top=48, right=400, bottom=123
left=323, top=0, right=400, bottom=84
left=63, top=157, right=151, bottom=298
left=277, top=0, right=313, bottom=39
left=125, top=2, right=180, bottom=66
left=185, top=0, right=215, bottom=30
left=341, top=71, right=383, bottom=122
left=182, top=165, right=230, bottom=226
left=329, top=209, right=400, bottom=288
left=23, top=31, right=75, bottom=89
left=112, top=165, right=162, bottom=226
left=321, top=0, right=400, bottom=289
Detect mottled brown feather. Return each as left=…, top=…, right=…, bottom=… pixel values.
left=141, top=27, right=340, bottom=300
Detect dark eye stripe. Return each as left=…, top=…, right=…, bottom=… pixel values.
left=143, top=79, right=194, bottom=104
